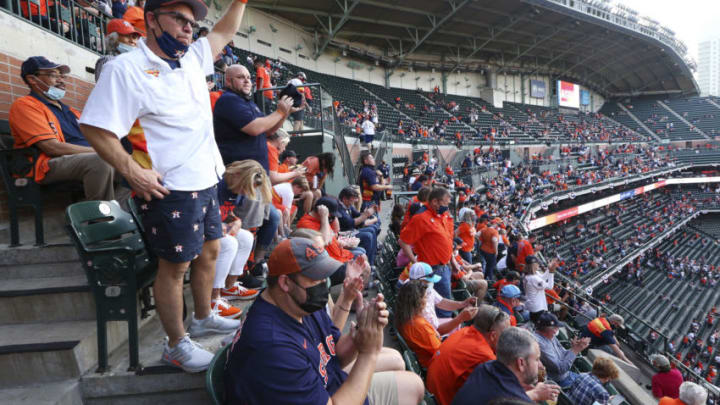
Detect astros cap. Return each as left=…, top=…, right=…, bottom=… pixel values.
left=267, top=238, right=343, bottom=280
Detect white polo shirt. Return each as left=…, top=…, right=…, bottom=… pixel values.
left=79, top=38, right=225, bottom=191
left=362, top=120, right=375, bottom=135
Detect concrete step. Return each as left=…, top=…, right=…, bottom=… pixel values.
left=0, top=275, right=93, bottom=324
left=0, top=261, right=85, bottom=280
left=1, top=380, right=82, bottom=405
left=0, top=320, right=131, bottom=389
left=0, top=244, right=78, bottom=266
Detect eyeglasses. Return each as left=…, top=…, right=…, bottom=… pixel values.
left=154, top=11, right=198, bottom=30
left=35, top=72, right=66, bottom=80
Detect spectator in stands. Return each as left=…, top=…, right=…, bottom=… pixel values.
left=301, top=152, right=335, bottom=204
left=426, top=305, right=512, bottom=405
left=278, top=149, right=297, bottom=172
left=214, top=64, right=300, bottom=173
left=123, top=0, right=146, bottom=35
left=454, top=211, right=476, bottom=264
left=659, top=382, right=708, bottom=405
left=78, top=0, right=248, bottom=372
left=566, top=357, right=620, bottom=405
left=522, top=255, right=558, bottom=322
left=399, top=187, right=455, bottom=317
left=495, top=284, right=526, bottom=326
left=395, top=280, right=442, bottom=368
left=358, top=150, right=392, bottom=210
left=225, top=238, right=424, bottom=405
left=578, top=314, right=632, bottom=364
left=95, top=19, right=142, bottom=80
left=651, top=354, right=684, bottom=399
left=452, top=327, right=561, bottom=405
left=253, top=58, right=273, bottom=113
left=287, top=72, right=310, bottom=132
left=479, top=216, right=500, bottom=280
left=337, top=186, right=379, bottom=266
left=10, top=57, right=116, bottom=201
left=362, top=115, right=376, bottom=145
left=111, top=0, right=127, bottom=18
left=533, top=311, right=590, bottom=388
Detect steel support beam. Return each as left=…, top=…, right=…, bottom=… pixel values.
left=447, top=15, right=524, bottom=73
left=524, top=35, right=596, bottom=76
left=495, top=24, right=568, bottom=75
left=313, top=0, right=361, bottom=59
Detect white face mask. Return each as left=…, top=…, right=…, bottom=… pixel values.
left=44, top=86, right=65, bottom=101
left=117, top=43, right=135, bottom=54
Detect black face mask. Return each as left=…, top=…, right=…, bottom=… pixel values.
left=290, top=277, right=329, bottom=313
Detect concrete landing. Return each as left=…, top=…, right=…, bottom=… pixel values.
left=1, top=380, right=82, bottom=405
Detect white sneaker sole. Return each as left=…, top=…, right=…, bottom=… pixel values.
left=189, top=325, right=240, bottom=338
left=221, top=293, right=259, bottom=301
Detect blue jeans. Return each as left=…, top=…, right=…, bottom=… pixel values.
left=459, top=250, right=473, bottom=264
left=481, top=250, right=497, bottom=281
left=256, top=205, right=280, bottom=250
left=432, top=264, right=452, bottom=318
left=355, top=229, right=377, bottom=265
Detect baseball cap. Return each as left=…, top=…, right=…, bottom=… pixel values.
left=145, top=0, right=208, bottom=20
left=297, top=72, right=307, bottom=80
left=499, top=284, right=526, bottom=300
left=534, top=311, right=567, bottom=329
left=279, top=149, right=297, bottom=161
left=279, top=83, right=303, bottom=108
left=525, top=255, right=539, bottom=265
left=452, top=237, right=464, bottom=247
left=21, top=56, right=70, bottom=79
left=107, top=19, right=140, bottom=36
left=268, top=238, right=343, bottom=280
left=480, top=214, right=490, bottom=221
left=408, top=262, right=442, bottom=284
left=315, top=196, right=342, bottom=219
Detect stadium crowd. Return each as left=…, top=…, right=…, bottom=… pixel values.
left=6, top=0, right=720, bottom=403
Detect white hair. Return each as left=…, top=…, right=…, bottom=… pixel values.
left=650, top=354, right=671, bottom=372
left=608, top=314, right=624, bottom=327
left=496, top=327, right=535, bottom=366
left=104, top=32, right=120, bottom=54
left=679, top=382, right=708, bottom=405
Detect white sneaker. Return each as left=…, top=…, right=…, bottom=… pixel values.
left=161, top=334, right=214, bottom=373
left=188, top=312, right=242, bottom=338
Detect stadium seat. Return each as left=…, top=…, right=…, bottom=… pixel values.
left=206, top=344, right=231, bottom=405
left=65, top=200, right=158, bottom=372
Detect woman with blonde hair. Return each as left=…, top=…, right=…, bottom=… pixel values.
left=218, top=160, right=278, bottom=288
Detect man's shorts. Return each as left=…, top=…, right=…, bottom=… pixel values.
left=291, top=109, right=304, bottom=122
left=135, top=185, right=223, bottom=263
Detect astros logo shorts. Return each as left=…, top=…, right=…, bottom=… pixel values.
left=135, top=185, right=223, bottom=263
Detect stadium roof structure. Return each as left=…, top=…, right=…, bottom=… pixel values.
left=250, top=0, right=699, bottom=98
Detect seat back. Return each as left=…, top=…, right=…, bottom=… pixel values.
left=66, top=200, right=151, bottom=284
left=206, top=344, right=230, bottom=405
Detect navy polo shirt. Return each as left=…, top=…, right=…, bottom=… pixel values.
left=30, top=92, right=89, bottom=147
left=225, top=294, right=368, bottom=405
left=338, top=200, right=361, bottom=231
left=213, top=90, right=269, bottom=172
left=452, top=360, right=533, bottom=405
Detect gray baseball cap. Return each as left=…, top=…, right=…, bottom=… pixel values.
left=267, top=237, right=343, bottom=280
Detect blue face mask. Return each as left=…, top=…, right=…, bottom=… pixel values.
left=44, top=86, right=65, bottom=101
left=152, top=21, right=188, bottom=59
left=437, top=205, right=449, bottom=215
left=117, top=43, right=135, bottom=54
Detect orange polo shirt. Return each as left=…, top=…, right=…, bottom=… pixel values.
left=296, top=214, right=353, bottom=263
left=400, top=207, right=453, bottom=266
left=516, top=239, right=535, bottom=266
left=400, top=316, right=441, bottom=369
left=426, top=326, right=496, bottom=405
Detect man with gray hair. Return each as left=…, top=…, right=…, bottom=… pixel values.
left=452, top=327, right=561, bottom=405
left=651, top=353, right=683, bottom=399
left=659, top=381, right=708, bottom=405
left=426, top=305, right=512, bottom=405
left=533, top=311, right=590, bottom=389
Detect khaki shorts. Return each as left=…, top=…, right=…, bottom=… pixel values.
left=368, top=371, right=399, bottom=405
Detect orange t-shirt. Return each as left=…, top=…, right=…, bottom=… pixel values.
left=400, top=196, right=420, bottom=231
left=400, top=208, right=454, bottom=266
left=20, top=0, right=47, bottom=17
left=545, top=288, right=561, bottom=305
left=267, top=142, right=279, bottom=172
left=516, top=239, right=535, bottom=266
left=400, top=316, right=441, bottom=369
left=278, top=163, right=290, bottom=173
left=9, top=95, right=81, bottom=182
left=480, top=227, right=499, bottom=254
left=255, top=66, right=273, bottom=100
left=426, top=326, right=496, bottom=405
left=456, top=222, right=475, bottom=253
left=296, top=214, right=353, bottom=262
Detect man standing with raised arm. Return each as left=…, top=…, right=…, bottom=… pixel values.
left=78, top=0, right=248, bottom=372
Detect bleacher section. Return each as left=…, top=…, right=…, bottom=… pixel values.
left=664, top=98, right=720, bottom=138
left=619, top=99, right=706, bottom=141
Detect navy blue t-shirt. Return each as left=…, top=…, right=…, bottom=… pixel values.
left=452, top=360, right=533, bottom=405
left=30, top=92, right=89, bottom=147
left=225, top=294, right=366, bottom=405
left=214, top=90, right=269, bottom=172
left=359, top=165, right=380, bottom=204
left=338, top=201, right=361, bottom=231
